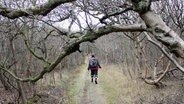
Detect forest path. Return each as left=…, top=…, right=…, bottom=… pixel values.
left=78, top=69, right=107, bottom=104
left=64, top=64, right=184, bottom=104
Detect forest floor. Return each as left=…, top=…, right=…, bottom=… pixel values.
left=78, top=68, right=107, bottom=104
left=1, top=64, right=184, bottom=104
left=40, top=64, right=183, bottom=104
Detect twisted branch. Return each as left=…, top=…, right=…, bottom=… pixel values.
left=0, top=0, right=76, bottom=19
left=144, top=32, right=184, bottom=85
left=0, top=24, right=146, bottom=82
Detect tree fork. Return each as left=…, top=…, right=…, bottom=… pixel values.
left=131, top=0, right=184, bottom=58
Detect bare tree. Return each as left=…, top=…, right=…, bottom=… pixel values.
left=0, top=0, right=183, bottom=87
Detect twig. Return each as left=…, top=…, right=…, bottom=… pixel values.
left=100, top=7, right=133, bottom=24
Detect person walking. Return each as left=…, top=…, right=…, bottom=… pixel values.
left=88, top=54, right=101, bottom=84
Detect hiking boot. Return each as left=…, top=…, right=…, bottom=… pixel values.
left=95, top=80, right=98, bottom=84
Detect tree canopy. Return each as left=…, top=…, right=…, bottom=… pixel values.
left=0, top=0, right=184, bottom=83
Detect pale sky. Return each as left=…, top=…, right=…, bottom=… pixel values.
left=56, top=12, right=103, bottom=31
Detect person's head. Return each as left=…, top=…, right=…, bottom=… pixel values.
left=91, top=54, right=95, bottom=58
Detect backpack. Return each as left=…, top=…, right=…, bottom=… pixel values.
left=89, top=58, right=98, bottom=68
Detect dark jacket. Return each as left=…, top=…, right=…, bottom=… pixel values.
left=88, top=57, right=101, bottom=70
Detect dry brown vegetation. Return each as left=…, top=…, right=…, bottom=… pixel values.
left=0, top=0, right=184, bottom=103
left=101, top=65, right=184, bottom=104
left=18, top=64, right=184, bottom=104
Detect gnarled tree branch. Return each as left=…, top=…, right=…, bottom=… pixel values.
left=0, top=24, right=146, bottom=82
left=0, top=0, right=76, bottom=19
left=141, top=11, right=184, bottom=58
left=143, top=33, right=184, bottom=85
left=21, top=27, right=50, bottom=65
left=145, top=33, right=184, bottom=72
left=129, top=0, right=184, bottom=59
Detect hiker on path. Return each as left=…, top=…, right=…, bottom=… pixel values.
left=88, top=54, right=101, bottom=84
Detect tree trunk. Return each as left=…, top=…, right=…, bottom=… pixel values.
left=140, top=11, right=184, bottom=58
left=10, top=41, right=27, bottom=104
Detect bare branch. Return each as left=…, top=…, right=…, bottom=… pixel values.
left=21, top=27, right=50, bottom=64
left=145, top=33, right=184, bottom=73
left=143, top=33, right=184, bottom=85
left=151, top=0, right=160, bottom=2
left=0, top=24, right=147, bottom=82
left=144, top=60, right=171, bottom=85
left=153, top=54, right=164, bottom=79
left=30, top=16, right=68, bottom=36
left=140, top=10, right=184, bottom=58
left=0, top=0, right=76, bottom=19
left=0, top=66, right=31, bottom=82
left=100, top=7, right=133, bottom=24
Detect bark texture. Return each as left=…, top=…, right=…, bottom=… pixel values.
left=0, top=0, right=76, bottom=19
left=140, top=11, right=184, bottom=58
left=130, top=0, right=184, bottom=58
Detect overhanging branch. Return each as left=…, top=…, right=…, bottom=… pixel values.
left=143, top=33, right=184, bottom=85
left=21, top=28, right=50, bottom=64
left=145, top=33, right=184, bottom=73
left=0, top=0, right=76, bottom=19
left=1, top=24, right=146, bottom=82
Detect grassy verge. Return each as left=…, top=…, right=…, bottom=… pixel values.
left=100, top=64, right=183, bottom=104
left=35, top=64, right=184, bottom=104
left=34, top=64, right=88, bottom=104
left=64, top=64, right=87, bottom=104
left=100, top=65, right=132, bottom=104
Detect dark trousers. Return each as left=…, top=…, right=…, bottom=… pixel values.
left=91, top=70, right=98, bottom=78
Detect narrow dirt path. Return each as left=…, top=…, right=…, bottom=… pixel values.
left=79, top=69, right=107, bottom=104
